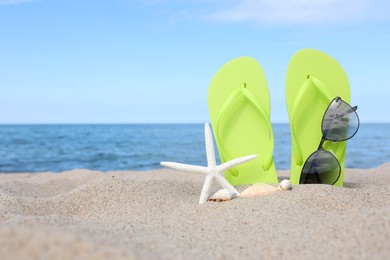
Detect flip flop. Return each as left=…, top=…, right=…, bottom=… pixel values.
left=208, top=57, right=278, bottom=186
left=286, top=49, right=350, bottom=186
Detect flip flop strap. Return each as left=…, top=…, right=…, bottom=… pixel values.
left=291, top=75, right=339, bottom=166
left=215, top=83, right=274, bottom=176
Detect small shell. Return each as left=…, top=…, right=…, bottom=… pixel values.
left=278, top=179, right=292, bottom=190
left=237, top=183, right=277, bottom=197
left=208, top=188, right=237, bottom=202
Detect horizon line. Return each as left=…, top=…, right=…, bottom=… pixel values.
left=0, top=121, right=388, bottom=125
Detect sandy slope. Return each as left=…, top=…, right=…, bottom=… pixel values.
left=1, top=164, right=389, bottom=259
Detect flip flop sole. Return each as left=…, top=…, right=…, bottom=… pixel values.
left=208, top=57, right=278, bottom=185
left=286, top=49, right=350, bottom=186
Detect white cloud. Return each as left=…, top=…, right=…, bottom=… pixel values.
left=134, top=0, right=390, bottom=25
left=0, top=0, right=36, bottom=4
left=206, top=0, right=390, bottom=24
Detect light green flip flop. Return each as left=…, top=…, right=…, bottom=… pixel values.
left=208, top=57, right=278, bottom=186
left=286, top=49, right=350, bottom=186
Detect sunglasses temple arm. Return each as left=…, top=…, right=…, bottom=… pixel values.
left=303, top=155, right=317, bottom=184
left=315, top=172, right=322, bottom=184
left=301, top=137, right=326, bottom=184
left=302, top=157, right=323, bottom=184
left=317, top=136, right=326, bottom=150
left=312, top=139, right=324, bottom=184
left=303, top=171, right=310, bottom=184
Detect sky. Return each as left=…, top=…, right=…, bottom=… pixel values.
left=0, top=0, right=389, bottom=124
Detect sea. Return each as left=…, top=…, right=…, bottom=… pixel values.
left=0, top=124, right=388, bottom=173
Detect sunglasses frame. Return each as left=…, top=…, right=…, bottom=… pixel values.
left=300, top=97, right=360, bottom=185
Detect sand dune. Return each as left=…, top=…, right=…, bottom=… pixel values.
left=1, top=164, right=390, bottom=259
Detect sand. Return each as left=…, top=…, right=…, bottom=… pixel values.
left=1, top=164, right=389, bottom=259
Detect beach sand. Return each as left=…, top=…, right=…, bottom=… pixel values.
left=1, top=164, right=389, bottom=259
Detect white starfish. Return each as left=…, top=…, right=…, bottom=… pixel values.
left=161, top=123, right=257, bottom=204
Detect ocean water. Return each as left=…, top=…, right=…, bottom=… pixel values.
left=0, top=124, right=388, bottom=173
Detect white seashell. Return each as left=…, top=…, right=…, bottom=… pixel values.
left=278, top=179, right=292, bottom=190
left=208, top=188, right=237, bottom=202
left=237, top=183, right=277, bottom=197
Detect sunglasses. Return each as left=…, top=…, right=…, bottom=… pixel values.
left=300, top=97, right=360, bottom=185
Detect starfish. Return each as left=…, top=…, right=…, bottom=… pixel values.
left=161, top=123, right=257, bottom=204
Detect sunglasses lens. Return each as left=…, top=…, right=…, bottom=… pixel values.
left=300, top=150, right=341, bottom=184
left=322, top=98, right=359, bottom=142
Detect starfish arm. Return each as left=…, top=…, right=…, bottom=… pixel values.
left=217, top=154, right=257, bottom=173
left=160, top=162, right=208, bottom=174
left=215, top=174, right=238, bottom=194
left=204, top=123, right=216, bottom=168
left=199, top=174, right=214, bottom=204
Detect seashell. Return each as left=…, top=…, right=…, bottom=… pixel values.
left=208, top=188, right=237, bottom=202
left=278, top=179, right=292, bottom=190
left=237, top=183, right=277, bottom=197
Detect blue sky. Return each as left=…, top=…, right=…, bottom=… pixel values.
left=0, top=0, right=389, bottom=123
